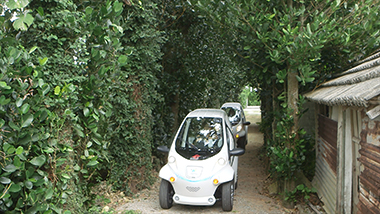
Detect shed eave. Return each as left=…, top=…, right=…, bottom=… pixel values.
left=305, top=77, right=380, bottom=107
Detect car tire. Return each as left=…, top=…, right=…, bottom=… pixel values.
left=222, top=180, right=234, bottom=211
left=159, top=179, right=174, bottom=209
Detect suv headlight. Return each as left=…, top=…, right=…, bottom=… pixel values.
left=236, top=124, right=242, bottom=132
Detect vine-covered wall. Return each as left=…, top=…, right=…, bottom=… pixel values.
left=0, top=0, right=246, bottom=212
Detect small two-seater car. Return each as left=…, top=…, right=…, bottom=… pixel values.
left=157, top=109, right=245, bottom=211
left=221, top=102, right=250, bottom=149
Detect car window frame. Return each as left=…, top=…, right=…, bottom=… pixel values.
left=225, top=122, right=235, bottom=150
left=174, top=116, right=225, bottom=160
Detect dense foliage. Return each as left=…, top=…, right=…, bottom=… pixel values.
left=239, top=87, right=260, bottom=108
left=2, top=0, right=380, bottom=212
left=193, top=0, right=380, bottom=191
left=153, top=0, right=249, bottom=147
left=0, top=0, right=163, bottom=212
left=0, top=0, right=246, bottom=212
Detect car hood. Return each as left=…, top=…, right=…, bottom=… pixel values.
left=167, top=146, right=230, bottom=181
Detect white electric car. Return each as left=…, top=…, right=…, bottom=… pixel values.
left=221, top=102, right=250, bottom=149
left=157, top=109, right=245, bottom=211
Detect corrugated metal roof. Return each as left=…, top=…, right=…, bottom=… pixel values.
left=323, top=64, right=380, bottom=87
left=305, top=52, right=380, bottom=107
left=306, top=77, right=380, bottom=107
left=340, top=54, right=380, bottom=76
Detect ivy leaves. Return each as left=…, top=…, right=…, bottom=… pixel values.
left=6, top=0, right=34, bottom=31
left=13, top=11, right=34, bottom=31
left=0, top=42, right=61, bottom=212
left=6, top=0, right=30, bottom=9
left=30, top=155, right=46, bottom=167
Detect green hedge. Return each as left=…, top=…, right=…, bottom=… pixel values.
left=0, top=0, right=248, bottom=213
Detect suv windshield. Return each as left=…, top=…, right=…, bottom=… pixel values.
left=221, top=107, right=241, bottom=125
left=175, top=117, right=223, bottom=160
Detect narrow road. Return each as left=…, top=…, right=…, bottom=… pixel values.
left=115, top=106, right=287, bottom=213
left=233, top=106, right=285, bottom=213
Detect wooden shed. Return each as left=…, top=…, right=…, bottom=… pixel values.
left=304, top=52, right=380, bottom=214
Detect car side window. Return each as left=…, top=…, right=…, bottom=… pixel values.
left=240, top=107, right=246, bottom=121
left=225, top=123, right=234, bottom=150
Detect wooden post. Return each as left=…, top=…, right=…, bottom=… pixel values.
left=344, top=109, right=352, bottom=214
left=336, top=106, right=345, bottom=213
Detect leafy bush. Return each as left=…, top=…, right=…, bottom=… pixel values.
left=285, top=184, right=317, bottom=203
left=266, top=95, right=315, bottom=181
left=1, top=0, right=164, bottom=212
left=239, top=87, right=260, bottom=108
left=0, top=33, right=70, bottom=213
left=154, top=1, right=248, bottom=146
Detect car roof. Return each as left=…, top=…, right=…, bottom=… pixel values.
left=221, top=102, right=243, bottom=108
left=185, top=109, right=232, bottom=129
left=186, top=108, right=227, bottom=118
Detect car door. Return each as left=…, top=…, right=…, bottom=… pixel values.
left=239, top=105, right=249, bottom=134
left=226, top=123, right=238, bottom=181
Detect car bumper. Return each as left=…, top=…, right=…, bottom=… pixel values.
left=172, top=193, right=216, bottom=206
left=159, top=164, right=234, bottom=206
left=168, top=178, right=220, bottom=206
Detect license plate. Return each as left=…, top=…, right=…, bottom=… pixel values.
left=186, top=166, right=203, bottom=178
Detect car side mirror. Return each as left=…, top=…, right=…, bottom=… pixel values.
left=157, top=145, right=169, bottom=153
left=230, top=148, right=245, bottom=156
left=243, top=121, right=251, bottom=126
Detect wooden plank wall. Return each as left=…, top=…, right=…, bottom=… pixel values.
left=357, top=115, right=380, bottom=214
left=318, top=114, right=338, bottom=174
left=314, top=114, right=338, bottom=214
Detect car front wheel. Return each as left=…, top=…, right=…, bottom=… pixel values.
left=159, top=179, right=174, bottom=209
left=222, top=180, right=234, bottom=211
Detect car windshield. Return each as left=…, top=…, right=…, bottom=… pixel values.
left=221, top=107, right=242, bottom=125
left=175, top=117, right=223, bottom=160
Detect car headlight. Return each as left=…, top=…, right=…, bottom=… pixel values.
left=218, top=158, right=226, bottom=165
left=168, top=156, right=176, bottom=163
left=236, top=124, right=242, bottom=132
